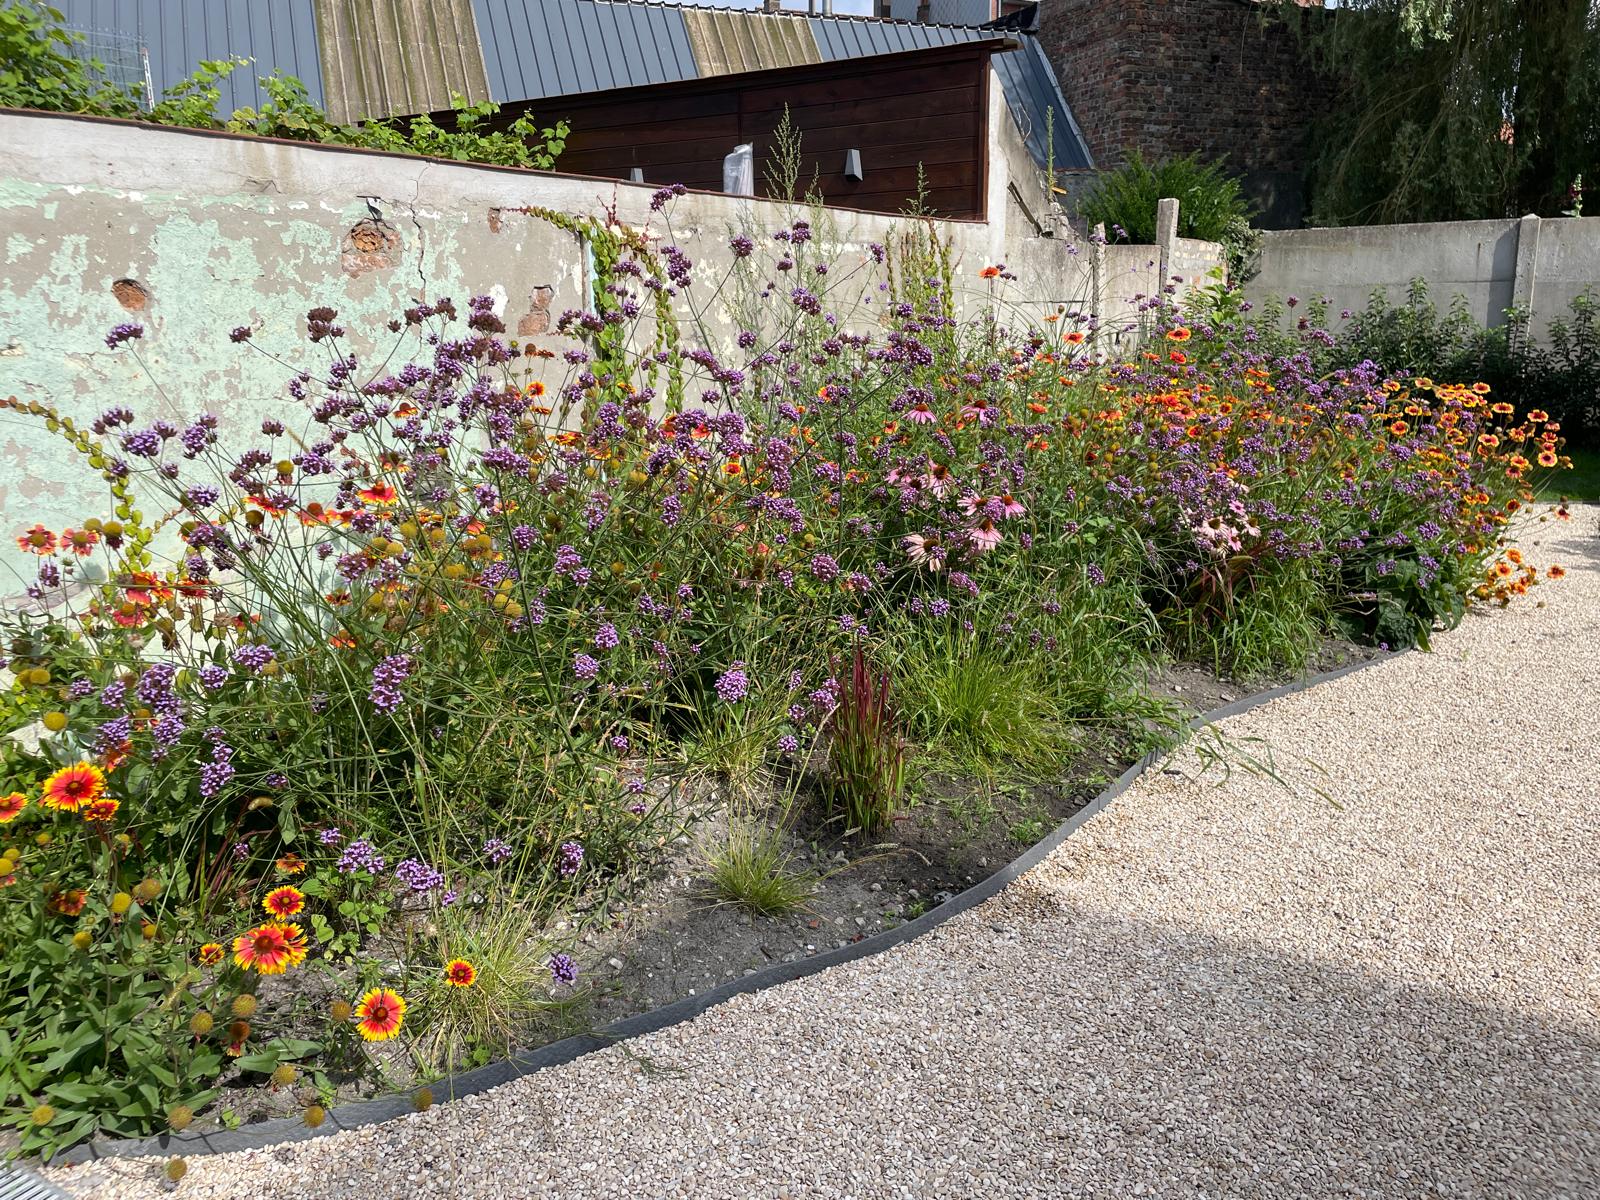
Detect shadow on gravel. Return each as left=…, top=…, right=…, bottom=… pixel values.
left=959, top=890, right=1600, bottom=1198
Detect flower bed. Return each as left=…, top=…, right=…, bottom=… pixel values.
left=0, top=195, right=1572, bottom=1158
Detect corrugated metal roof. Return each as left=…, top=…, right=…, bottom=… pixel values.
left=472, top=0, right=699, bottom=103
left=991, top=33, right=1091, bottom=169
left=51, top=0, right=325, bottom=111
left=316, top=0, right=491, bottom=123
left=683, top=8, right=821, bottom=77
left=808, top=12, right=989, bottom=59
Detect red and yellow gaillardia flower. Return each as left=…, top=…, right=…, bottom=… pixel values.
left=81, top=797, right=120, bottom=823
left=353, top=988, right=407, bottom=1041
left=198, top=942, right=225, bottom=966
left=47, top=888, right=88, bottom=916
left=443, top=959, right=477, bottom=988
left=232, top=922, right=308, bottom=974
left=275, top=853, right=306, bottom=876
left=0, top=792, right=26, bottom=822
left=1165, top=327, right=1192, bottom=342
left=41, top=762, right=105, bottom=813
left=15, top=524, right=57, bottom=554
left=263, top=886, right=305, bottom=918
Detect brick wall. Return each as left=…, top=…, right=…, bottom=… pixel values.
left=1036, top=0, right=1335, bottom=227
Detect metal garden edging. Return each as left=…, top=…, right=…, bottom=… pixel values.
left=54, top=652, right=1394, bottom=1166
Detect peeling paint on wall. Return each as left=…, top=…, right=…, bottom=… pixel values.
left=0, top=111, right=1209, bottom=581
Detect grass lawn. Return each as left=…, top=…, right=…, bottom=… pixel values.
left=1537, top=447, right=1600, bottom=502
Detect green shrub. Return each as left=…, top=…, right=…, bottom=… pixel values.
left=1080, top=151, right=1253, bottom=243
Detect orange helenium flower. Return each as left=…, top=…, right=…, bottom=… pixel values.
left=443, top=959, right=477, bottom=988
left=0, top=792, right=26, bottom=822
left=233, top=922, right=308, bottom=974
left=354, top=988, right=407, bottom=1041
left=263, top=886, right=305, bottom=918
left=41, top=762, right=105, bottom=813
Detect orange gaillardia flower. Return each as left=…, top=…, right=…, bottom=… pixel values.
left=0, top=792, right=26, bottom=822
left=81, top=797, right=120, bottom=823
left=354, top=988, right=407, bottom=1041
left=47, top=888, right=88, bottom=917
left=275, top=853, right=306, bottom=876
left=1548, top=564, right=1567, bottom=579
left=232, top=922, right=308, bottom=974
left=443, top=959, right=477, bottom=988
left=41, top=762, right=106, bottom=813
left=1165, top=327, right=1192, bottom=342
left=263, top=886, right=305, bottom=918
left=199, top=942, right=225, bottom=966
left=15, top=525, right=57, bottom=555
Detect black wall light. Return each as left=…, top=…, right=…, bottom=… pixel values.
left=843, top=149, right=863, bottom=182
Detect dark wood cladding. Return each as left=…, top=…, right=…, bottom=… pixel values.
left=491, top=41, right=1009, bottom=221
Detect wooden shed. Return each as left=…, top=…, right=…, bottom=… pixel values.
left=490, top=38, right=1018, bottom=220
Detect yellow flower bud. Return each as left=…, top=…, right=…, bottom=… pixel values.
left=165, top=1158, right=188, bottom=1182
left=31, top=1104, right=55, bottom=1126
left=111, top=891, right=133, bottom=915
left=231, top=994, right=258, bottom=1019
left=190, top=1011, right=214, bottom=1036
left=302, top=1104, right=326, bottom=1128
left=271, top=1064, right=298, bottom=1087
left=42, top=711, right=68, bottom=732
left=72, top=930, right=92, bottom=951
left=168, top=1105, right=194, bottom=1131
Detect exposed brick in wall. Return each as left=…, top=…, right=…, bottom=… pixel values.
left=1037, top=0, right=1336, bottom=226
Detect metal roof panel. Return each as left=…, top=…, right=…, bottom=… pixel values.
left=51, top=0, right=324, bottom=111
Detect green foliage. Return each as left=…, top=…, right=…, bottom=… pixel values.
left=228, top=78, right=567, bottom=171
left=1080, top=151, right=1254, bottom=243
left=1295, top=0, right=1600, bottom=222
left=0, top=2, right=138, bottom=116
left=895, top=638, right=1073, bottom=779
left=0, top=3, right=566, bottom=170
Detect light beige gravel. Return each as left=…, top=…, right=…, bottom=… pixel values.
left=49, top=509, right=1600, bottom=1200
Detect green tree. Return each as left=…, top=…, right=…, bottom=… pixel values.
left=1297, top=0, right=1600, bottom=224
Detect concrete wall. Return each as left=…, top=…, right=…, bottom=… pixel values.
left=0, top=109, right=1219, bottom=559
left=1248, top=215, right=1600, bottom=342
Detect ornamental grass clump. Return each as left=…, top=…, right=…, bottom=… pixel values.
left=825, top=645, right=905, bottom=836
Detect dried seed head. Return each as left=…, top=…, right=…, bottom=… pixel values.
left=231, top=994, right=258, bottom=1018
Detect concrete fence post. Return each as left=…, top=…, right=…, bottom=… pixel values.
left=1155, top=197, right=1180, bottom=287
left=1511, top=213, right=1541, bottom=326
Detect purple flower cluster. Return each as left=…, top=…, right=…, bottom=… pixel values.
left=394, top=857, right=445, bottom=892
left=548, top=953, right=579, bottom=984
left=338, top=837, right=385, bottom=875
left=369, top=653, right=413, bottom=713
left=558, top=840, right=584, bottom=879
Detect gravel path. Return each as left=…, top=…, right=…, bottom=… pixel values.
left=51, top=511, right=1600, bottom=1200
